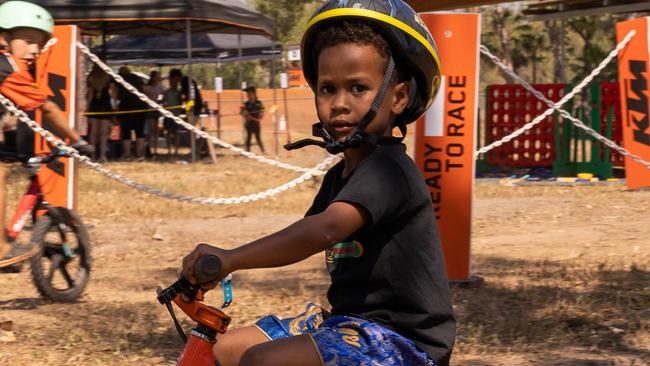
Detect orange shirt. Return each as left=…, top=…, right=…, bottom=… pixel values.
left=0, top=51, right=47, bottom=111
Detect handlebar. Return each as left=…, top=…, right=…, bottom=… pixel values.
left=194, top=255, right=222, bottom=284
left=157, top=254, right=231, bottom=337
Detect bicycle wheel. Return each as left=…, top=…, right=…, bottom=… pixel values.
left=29, top=210, right=91, bottom=302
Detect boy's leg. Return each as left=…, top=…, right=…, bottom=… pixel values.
left=239, top=334, right=323, bottom=366
left=213, top=325, right=270, bottom=366
left=254, top=124, right=265, bottom=153
left=245, top=125, right=252, bottom=152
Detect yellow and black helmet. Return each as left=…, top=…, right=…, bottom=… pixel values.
left=301, top=0, right=442, bottom=125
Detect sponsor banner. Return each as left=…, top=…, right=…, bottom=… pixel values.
left=616, top=17, right=650, bottom=189
left=415, top=13, right=480, bottom=281
left=34, top=25, right=79, bottom=209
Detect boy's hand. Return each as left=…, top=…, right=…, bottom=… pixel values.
left=71, top=139, right=95, bottom=157
left=181, top=243, right=230, bottom=291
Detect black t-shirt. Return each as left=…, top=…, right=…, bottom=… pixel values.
left=87, top=85, right=113, bottom=114
left=117, top=73, right=147, bottom=112
left=242, top=99, right=264, bottom=122
left=306, top=144, right=456, bottom=365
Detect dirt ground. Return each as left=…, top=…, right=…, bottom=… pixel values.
left=1, top=90, right=649, bottom=365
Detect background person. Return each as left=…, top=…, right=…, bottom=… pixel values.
left=143, top=70, right=163, bottom=157
left=240, top=86, right=265, bottom=153
left=163, top=69, right=183, bottom=156
left=115, top=66, right=147, bottom=161
left=86, top=64, right=114, bottom=162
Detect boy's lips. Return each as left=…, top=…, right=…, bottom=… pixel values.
left=330, top=120, right=355, bottom=133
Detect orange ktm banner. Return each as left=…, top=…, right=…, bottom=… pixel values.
left=288, top=68, right=308, bottom=88
left=34, top=25, right=80, bottom=209
left=616, top=18, right=650, bottom=189
left=415, top=14, right=480, bottom=281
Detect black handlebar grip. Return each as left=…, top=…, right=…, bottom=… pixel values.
left=193, top=255, right=223, bottom=284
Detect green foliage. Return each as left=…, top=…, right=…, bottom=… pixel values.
left=249, top=0, right=320, bottom=44
left=566, top=15, right=620, bottom=82
left=480, top=6, right=626, bottom=87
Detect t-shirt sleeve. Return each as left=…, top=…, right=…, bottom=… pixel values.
left=0, top=56, right=46, bottom=111
left=334, top=156, right=411, bottom=228
left=305, top=165, right=334, bottom=217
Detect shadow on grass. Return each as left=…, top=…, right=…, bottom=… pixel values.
left=453, top=255, right=649, bottom=363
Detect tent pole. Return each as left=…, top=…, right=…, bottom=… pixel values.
left=238, top=33, right=243, bottom=102
left=187, top=19, right=197, bottom=163
left=238, top=32, right=244, bottom=145
left=101, top=22, right=107, bottom=60
left=271, top=32, right=278, bottom=157
left=216, top=59, right=222, bottom=140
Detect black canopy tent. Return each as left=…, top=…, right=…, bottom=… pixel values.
left=29, top=0, right=276, bottom=162
left=92, top=33, right=281, bottom=65
left=28, top=0, right=274, bottom=37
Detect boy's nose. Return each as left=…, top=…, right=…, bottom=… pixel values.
left=331, top=92, right=350, bottom=113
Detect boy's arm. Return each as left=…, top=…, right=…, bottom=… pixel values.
left=182, top=201, right=369, bottom=286
left=41, top=100, right=79, bottom=143
left=40, top=100, right=80, bottom=142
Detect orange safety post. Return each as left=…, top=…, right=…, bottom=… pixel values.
left=34, top=25, right=80, bottom=209
left=616, top=18, right=650, bottom=189
left=414, top=14, right=481, bottom=282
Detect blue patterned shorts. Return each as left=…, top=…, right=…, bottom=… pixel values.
left=254, top=303, right=437, bottom=366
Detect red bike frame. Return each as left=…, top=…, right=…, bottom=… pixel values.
left=6, top=179, right=40, bottom=240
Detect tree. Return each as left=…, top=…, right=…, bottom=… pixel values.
left=545, top=20, right=568, bottom=83
left=249, top=0, right=319, bottom=44
left=567, top=15, right=618, bottom=82
left=482, top=5, right=518, bottom=83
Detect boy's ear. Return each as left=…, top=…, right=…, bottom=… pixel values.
left=390, top=81, right=410, bottom=115
left=0, top=32, right=9, bottom=49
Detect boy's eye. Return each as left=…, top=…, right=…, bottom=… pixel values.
left=319, top=85, right=335, bottom=95
left=351, top=84, right=368, bottom=94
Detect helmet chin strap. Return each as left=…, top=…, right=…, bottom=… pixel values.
left=285, top=56, right=406, bottom=154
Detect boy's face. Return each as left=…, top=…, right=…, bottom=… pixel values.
left=7, top=28, right=47, bottom=62
left=246, top=91, right=256, bottom=100
left=316, top=43, right=409, bottom=141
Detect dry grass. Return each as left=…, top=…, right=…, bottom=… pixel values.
left=2, top=149, right=650, bottom=365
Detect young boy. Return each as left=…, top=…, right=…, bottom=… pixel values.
left=0, top=1, right=92, bottom=268
left=181, top=1, right=455, bottom=365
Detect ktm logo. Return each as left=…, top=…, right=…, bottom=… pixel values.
left=625, top=60, right=650, bottom=146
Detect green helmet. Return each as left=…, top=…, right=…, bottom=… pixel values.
left=0, top=1, right=54, bottom=36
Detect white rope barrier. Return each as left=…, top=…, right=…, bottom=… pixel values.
left=1, top=91, right=339, bottom=205
left=476, top=29, right=650, bottom=172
